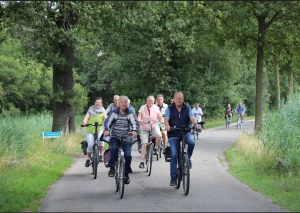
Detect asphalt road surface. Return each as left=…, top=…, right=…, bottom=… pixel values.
left=39, top=120, right=287, bottom=212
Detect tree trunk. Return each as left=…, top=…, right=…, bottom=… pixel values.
left=287, top=57, right=293, bottom=98
left=254, top=15, right=266, bottom=134
left=273, top=54, right=280, bottom=110
left=51, top=2, right=78, bottom=133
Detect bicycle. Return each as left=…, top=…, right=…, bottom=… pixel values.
left=139, top=121, right=160, bottom=176
left=170, top=125, right=197, bottom=196
left=191, top=121, right=205, bottom=139
left=236, top=114, right=243, bottom=129
left=225, top=114, right=231, bottom=128
left=101, top=133, right=138, bottom=199
left=81, top=122, right=102, bottom=179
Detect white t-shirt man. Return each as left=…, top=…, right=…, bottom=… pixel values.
left=192, top=103, right=203, bottom=122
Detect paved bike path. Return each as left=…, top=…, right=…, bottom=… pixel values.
left=39, top=120, right=287, bottom=212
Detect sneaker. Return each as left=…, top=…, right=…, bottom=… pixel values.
left=99, top=155, right=103, bottom=162
left=139, top=162, right=145, bottom=169
left=189, top=160, right=192, bottom=169
left=85, top=159, right=90, bottom=167
left=153, top=147, right=158, bottom=155
left=124, top=174, right=130, bottom=185
left=108, top=167, right=115, bottom=177
left=170, top=177, right=177, bottom=186
left=138, top=149, right=141, bottom=153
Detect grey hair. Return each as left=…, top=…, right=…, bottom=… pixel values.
left=118, top=95, right=129, bottom=103
left=157, top=94, right=164, bottom=99
left=113, top=95, right=119, bottom=100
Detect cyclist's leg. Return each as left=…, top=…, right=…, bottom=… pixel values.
left=97, top=130, right=104, bottom=160
left=139, top=130, right=148, bottom=167
left=152, top=126, right=162, bottom=149
left=184, top=133, right=195, bottom=160
left=85, top=133, right=94, bottom=167
left=169, top=137, right=179, bottom=178
left=122, top=140, right=132, bottom=183
left=106, top=137, right=119, bottom=168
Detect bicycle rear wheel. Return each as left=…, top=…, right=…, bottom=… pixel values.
left=93, top=145, right=99, bottom=179
left=118, top=158, right=125, bottom=199
left=146, top=143, right=153, bottom=176
left=182, top=154, right=190, bottom=195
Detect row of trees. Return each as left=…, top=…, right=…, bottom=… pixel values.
left=0, top=1, right=300, bottom=134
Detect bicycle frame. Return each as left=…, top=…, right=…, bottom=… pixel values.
left=237, top=114, right=243, bottom=129
left=81, top=122, right=102, bottom=179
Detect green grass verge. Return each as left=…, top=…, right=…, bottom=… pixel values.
left=226, top=143, right=299, bottom=212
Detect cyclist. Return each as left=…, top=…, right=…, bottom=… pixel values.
left=164, top=91, right=201, bottom=186
left=154, top=94, right=168, bottom=148
left=137, top=95, right=164, bottom=169
left=235, top=102, right=245, bottom=121
left=127, top=99, right=136, bottom=114
left=106, top=95, right=119, bottom=115
left=103, top=95, right=139, bottom=185
left=225, top=103, right=233, bottom=120
left=82, top=97, right=107, bottom=167
left=192, top=103, right=203, bottom=123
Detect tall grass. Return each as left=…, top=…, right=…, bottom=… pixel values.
left=0, top=113, right=85, bottom=212
left=257, top=94, right=300, bottom=174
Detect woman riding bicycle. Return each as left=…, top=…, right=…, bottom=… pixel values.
left=225, top=103, right=233, bottom=120
left=137, top=95, right=164, bottom=169
left=103, top=96, right=139, bottom=185
left=82, top=97, right=107, bottom=167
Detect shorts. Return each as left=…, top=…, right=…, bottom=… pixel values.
left=140, top=126, right=162, bottom=144
left=160, top=126, right=167, bottom=134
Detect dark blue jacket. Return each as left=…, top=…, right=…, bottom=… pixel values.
left=167, top=102, right=191, bottom=138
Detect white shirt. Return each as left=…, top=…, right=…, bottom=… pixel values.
left=192, top=107, right=203, bottom=122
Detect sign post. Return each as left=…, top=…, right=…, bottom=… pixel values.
left=42, top=131, right=62, bottom=142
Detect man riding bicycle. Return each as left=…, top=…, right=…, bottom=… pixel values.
left=164, top=92, right=201, bottom=186
left=235, top=102, right=245, bottom=121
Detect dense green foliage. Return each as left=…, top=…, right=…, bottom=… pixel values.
left=1, top=1, right=300, bottom=124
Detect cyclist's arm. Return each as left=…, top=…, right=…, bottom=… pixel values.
left=164, top=107, right=170, bottom=131
left=189, top=108, right=200, bottom=130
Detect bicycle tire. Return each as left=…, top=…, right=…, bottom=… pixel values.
left=147, top=143, right=153, bottom=176
left=118, top=158, right=125, bottom=199
left=182, top=154, right=190, bottom=195
left=93, top=144, right=99, bottom=179
left=115, top=162, right=119, bottom=192
left=176, top=149, right=182, bottom=189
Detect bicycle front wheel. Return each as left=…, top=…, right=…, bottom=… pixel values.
left=115, top=162, right=119, bottom=192
left=182, top=154, right=190, bottom=195
left=93, top=145, right=99, bottom=179
left=118, top=158, right=125, bottom=199
left=176, top=149, right=182, bottom=189
left=146, top=143, right=153, bottom=176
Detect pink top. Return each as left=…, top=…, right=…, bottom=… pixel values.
left=138, top=104, right=160, bottom=131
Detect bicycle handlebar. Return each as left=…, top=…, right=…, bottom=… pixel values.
left=81, top=122, right=102, bottom=127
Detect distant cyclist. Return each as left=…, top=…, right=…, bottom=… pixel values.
left=192, top=103, right=203, bottom=123
left=235, top=102, right=245, bottom=121
left=155, top=94, right=168, bottom=148
left=225, top=103, right=233, bottom=120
